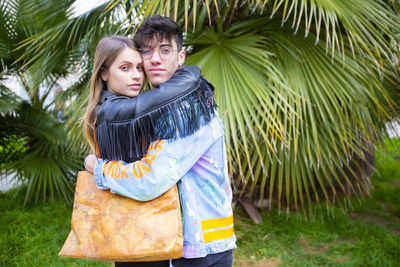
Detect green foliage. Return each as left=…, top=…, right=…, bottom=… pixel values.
left=0, top=102, right=83, bottom=203
left=374, top=138, right=400, bottom=181
left=0, top=0, right=87, bottom=204
left=3, top=0, right=400, bottom=213
left=357, top=138, right=400, bottom=219
left=185, top=18, right=394, bottom=214
left=0, top=0, right=73, bottom=76
left=0, top=86, right=20, bottom=113
left=0, top=135, right=28, bottom=164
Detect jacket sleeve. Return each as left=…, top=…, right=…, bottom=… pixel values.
left=93, top=117, right=224, bottom=201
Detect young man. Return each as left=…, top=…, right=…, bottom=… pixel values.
left=85, top=15, right=236, bottom=267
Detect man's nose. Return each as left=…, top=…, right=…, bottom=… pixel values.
left=150, top=50, right=162, bottom=64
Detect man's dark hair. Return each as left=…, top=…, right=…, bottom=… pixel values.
left=136, top=15, right=183, bottom=50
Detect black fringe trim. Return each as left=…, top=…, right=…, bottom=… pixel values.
left=96, top=77, right=217, bottom=162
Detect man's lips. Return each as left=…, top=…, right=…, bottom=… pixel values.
left=149, top=68, right=165, bottom=72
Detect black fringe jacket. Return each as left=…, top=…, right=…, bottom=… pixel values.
left=95, top=65, right=217, bottom=163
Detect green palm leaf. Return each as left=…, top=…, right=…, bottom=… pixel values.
left=185, top=15, right=396, bottom=213
left=186, top=25, right=294, bottom=180
left=0, top=0, right=87, bottom=203
left=1, top=102, right=82, bottom=203
left=9, top=0, right=399, bottom=213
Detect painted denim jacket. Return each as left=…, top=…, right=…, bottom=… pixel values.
left=94, top=116, right=237, bottom=258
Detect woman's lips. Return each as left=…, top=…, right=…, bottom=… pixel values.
left=128, top=83, right=141, bottom=90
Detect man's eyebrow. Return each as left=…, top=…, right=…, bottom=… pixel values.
left=141, top=44, right=172, bottom=49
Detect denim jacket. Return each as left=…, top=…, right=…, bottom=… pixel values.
left=94, top=116, right=237, bottom=258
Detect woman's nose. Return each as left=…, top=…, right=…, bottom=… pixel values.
left=131, top=69, right=141, bottom=79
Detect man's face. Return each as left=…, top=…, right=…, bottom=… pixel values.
left=141, top=37, right=185, bottom=86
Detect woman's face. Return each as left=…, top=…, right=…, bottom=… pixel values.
left=101, top=47, right=145, bottom=98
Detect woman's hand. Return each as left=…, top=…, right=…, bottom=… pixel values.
left=84, top=154, right=97, bottom=173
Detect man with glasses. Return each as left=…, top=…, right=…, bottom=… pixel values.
left=132, top=15, right=186, bottom=87
left=85, top=15, right=236, bottom=267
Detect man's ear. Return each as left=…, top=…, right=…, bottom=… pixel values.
left=178, top=49, right=186, bottom=66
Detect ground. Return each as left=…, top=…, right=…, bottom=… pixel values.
left=0, top=138, right=399, bottom=266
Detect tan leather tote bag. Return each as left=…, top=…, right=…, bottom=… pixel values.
left=59, top=171, right=183, bottom=261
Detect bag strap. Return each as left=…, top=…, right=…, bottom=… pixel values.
left=93, top=117, right=101, bottom=158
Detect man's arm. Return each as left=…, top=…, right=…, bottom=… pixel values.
left=91, top=117, right=223, bottom=201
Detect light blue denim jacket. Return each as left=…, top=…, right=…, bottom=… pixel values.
left=94, top=116, right=237, bottom=258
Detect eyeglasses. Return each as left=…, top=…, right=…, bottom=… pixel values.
left=140, top=46, right=177, bottom=60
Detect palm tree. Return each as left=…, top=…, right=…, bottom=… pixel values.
left=8, top=0, right=400, bottom=214
left=0, top=0, right=84, bottom=203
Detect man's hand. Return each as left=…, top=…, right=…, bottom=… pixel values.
left=84, top=154, right=97, bottom=173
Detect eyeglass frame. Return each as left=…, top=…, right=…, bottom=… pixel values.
left=139, top=44, right=180, bottom=60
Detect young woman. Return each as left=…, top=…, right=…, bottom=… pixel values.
left=83, top=35, right=144, bottom=153
left=83, top=35, right=171, bottom=267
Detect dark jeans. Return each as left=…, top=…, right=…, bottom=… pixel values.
left=114, top=249, right=233, bottom=267
left=114, top=261, right=169, bottom=267
left=172, top=249, right=233, bottom=267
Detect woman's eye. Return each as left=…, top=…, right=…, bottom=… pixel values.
left=137, top=66, right=144, bottom=71
left=121, top=65, right=129, bottom=70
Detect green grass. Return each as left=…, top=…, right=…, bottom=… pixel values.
left=233, top=205, right=400, bottom=266
left=233, top=138, right=400, bottom=266
left=0, top=138, right=399, bottom=266
left=0, top=188, right=111, bottom=267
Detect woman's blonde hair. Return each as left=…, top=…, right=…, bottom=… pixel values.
left=83, top=35, right=139, bottom=152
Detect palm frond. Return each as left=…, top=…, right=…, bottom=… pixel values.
left=0, top=84, right=21, bottom=113
left=186, top=14, right=396, bottom=213
left=17, top=2, right=115, bottom=83
left=186, top=24, right=295, bottom=183
left=254, top=23, right=392, bottom=213
left=1, top=102, right=82, bottom=203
